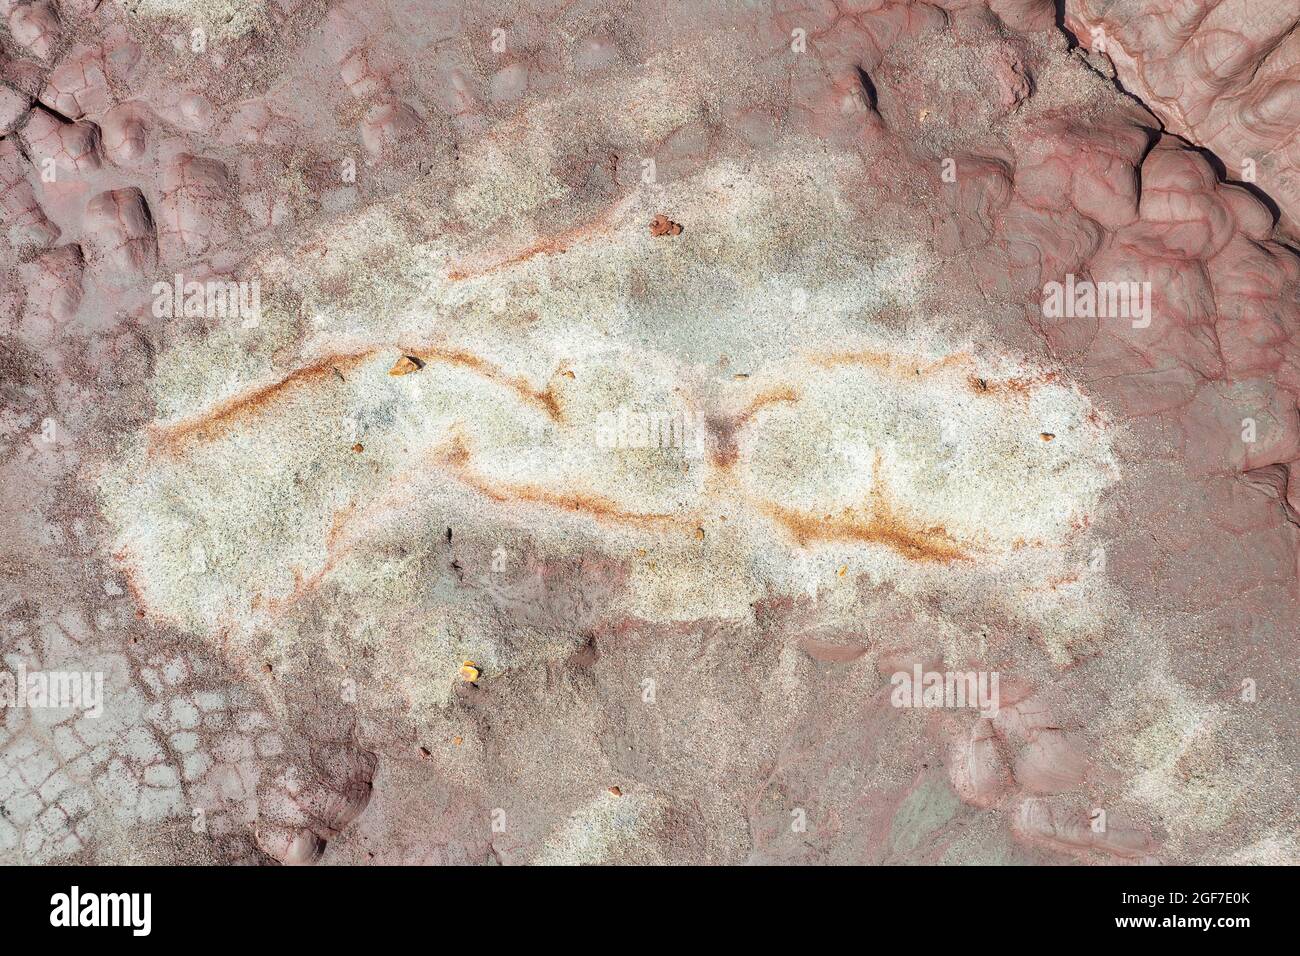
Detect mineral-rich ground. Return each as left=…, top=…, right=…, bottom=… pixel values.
left=1, top=0, right=1297, bottom=864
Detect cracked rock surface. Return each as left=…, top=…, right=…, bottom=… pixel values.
left=1, top=0, right=1297, bottom=864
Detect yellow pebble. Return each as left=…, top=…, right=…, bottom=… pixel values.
left=389, top=354, right=424, bottom=376
left=459, top=661, right=481, bottom=681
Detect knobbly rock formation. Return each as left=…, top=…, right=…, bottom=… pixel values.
left=1066, top=0, right=1300, bottom=233
left=0, top=0, right=1297, bottom=865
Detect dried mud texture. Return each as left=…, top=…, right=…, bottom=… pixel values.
left=1, top=0, right=1297, bottom=865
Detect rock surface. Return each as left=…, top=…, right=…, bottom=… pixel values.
left=0, top=0, right=1296, bottom=865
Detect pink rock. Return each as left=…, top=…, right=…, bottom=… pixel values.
left=0, top=136, right=59, bottom=248
left=1013, top=798, right=1154, bottom=861
left=84, top=187, right=157, bottom=276
left=1069, top=0, right=1300, bottom=231
left=360, top=100, right=423, bottom=160
left=19, top=108, right=102, bottom=176
left=1013, top=728, right=1090, bottom=795
left=948, top=719, right=1012, bottom=808
left=19, top=243, right=84, bottom=334
left=39, top=43, right=112, bottom=119
left=157, top=153, right=232, bottom=258
left=7, top=2, right=60, bottom=60
left=100, top=102, right=150, bottom=166
left=0, top=82, right=30, bottom=134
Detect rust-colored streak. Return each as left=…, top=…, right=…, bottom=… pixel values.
left=464, top=476, right=680, bottom=526
left=811, top=349, right=971, bottom=378
left=756, top=449, right=970, bottom=563
left=446, top=200, right=622, bottom=281
left=711, top=387, right=800, bottom=469
left=812, top=347, right=1059, bottom=401
left=761, top=497, right=967, bottom=562
left=111, top=546, right=177, bottom=625
left=324, top=501, right=357, bottom=552
left=709, top=422, right=739, bottom=468
left=433, top=432, right=685, bottom=529
left=259, top=563, right=333, bottom=615
left=968, top=371, right=1059, bottom=396
left=421, top=346, right=563, bottom=420
left=149, top=344, right=564, bottom=457
left=735, top=386, right=799, bottom=426
left=148, top=352, right=376, bottom=454
left=762, top=499, right=968, bottom=562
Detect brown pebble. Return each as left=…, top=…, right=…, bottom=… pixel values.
left=352, top=443, right=364, bottom=453
left=650, top=214, right=683, bottom=237
left=608, top=786, right=623, bottom=797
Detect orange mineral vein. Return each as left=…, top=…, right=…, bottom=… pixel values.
left=147, top=345, right=564, bottom=455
